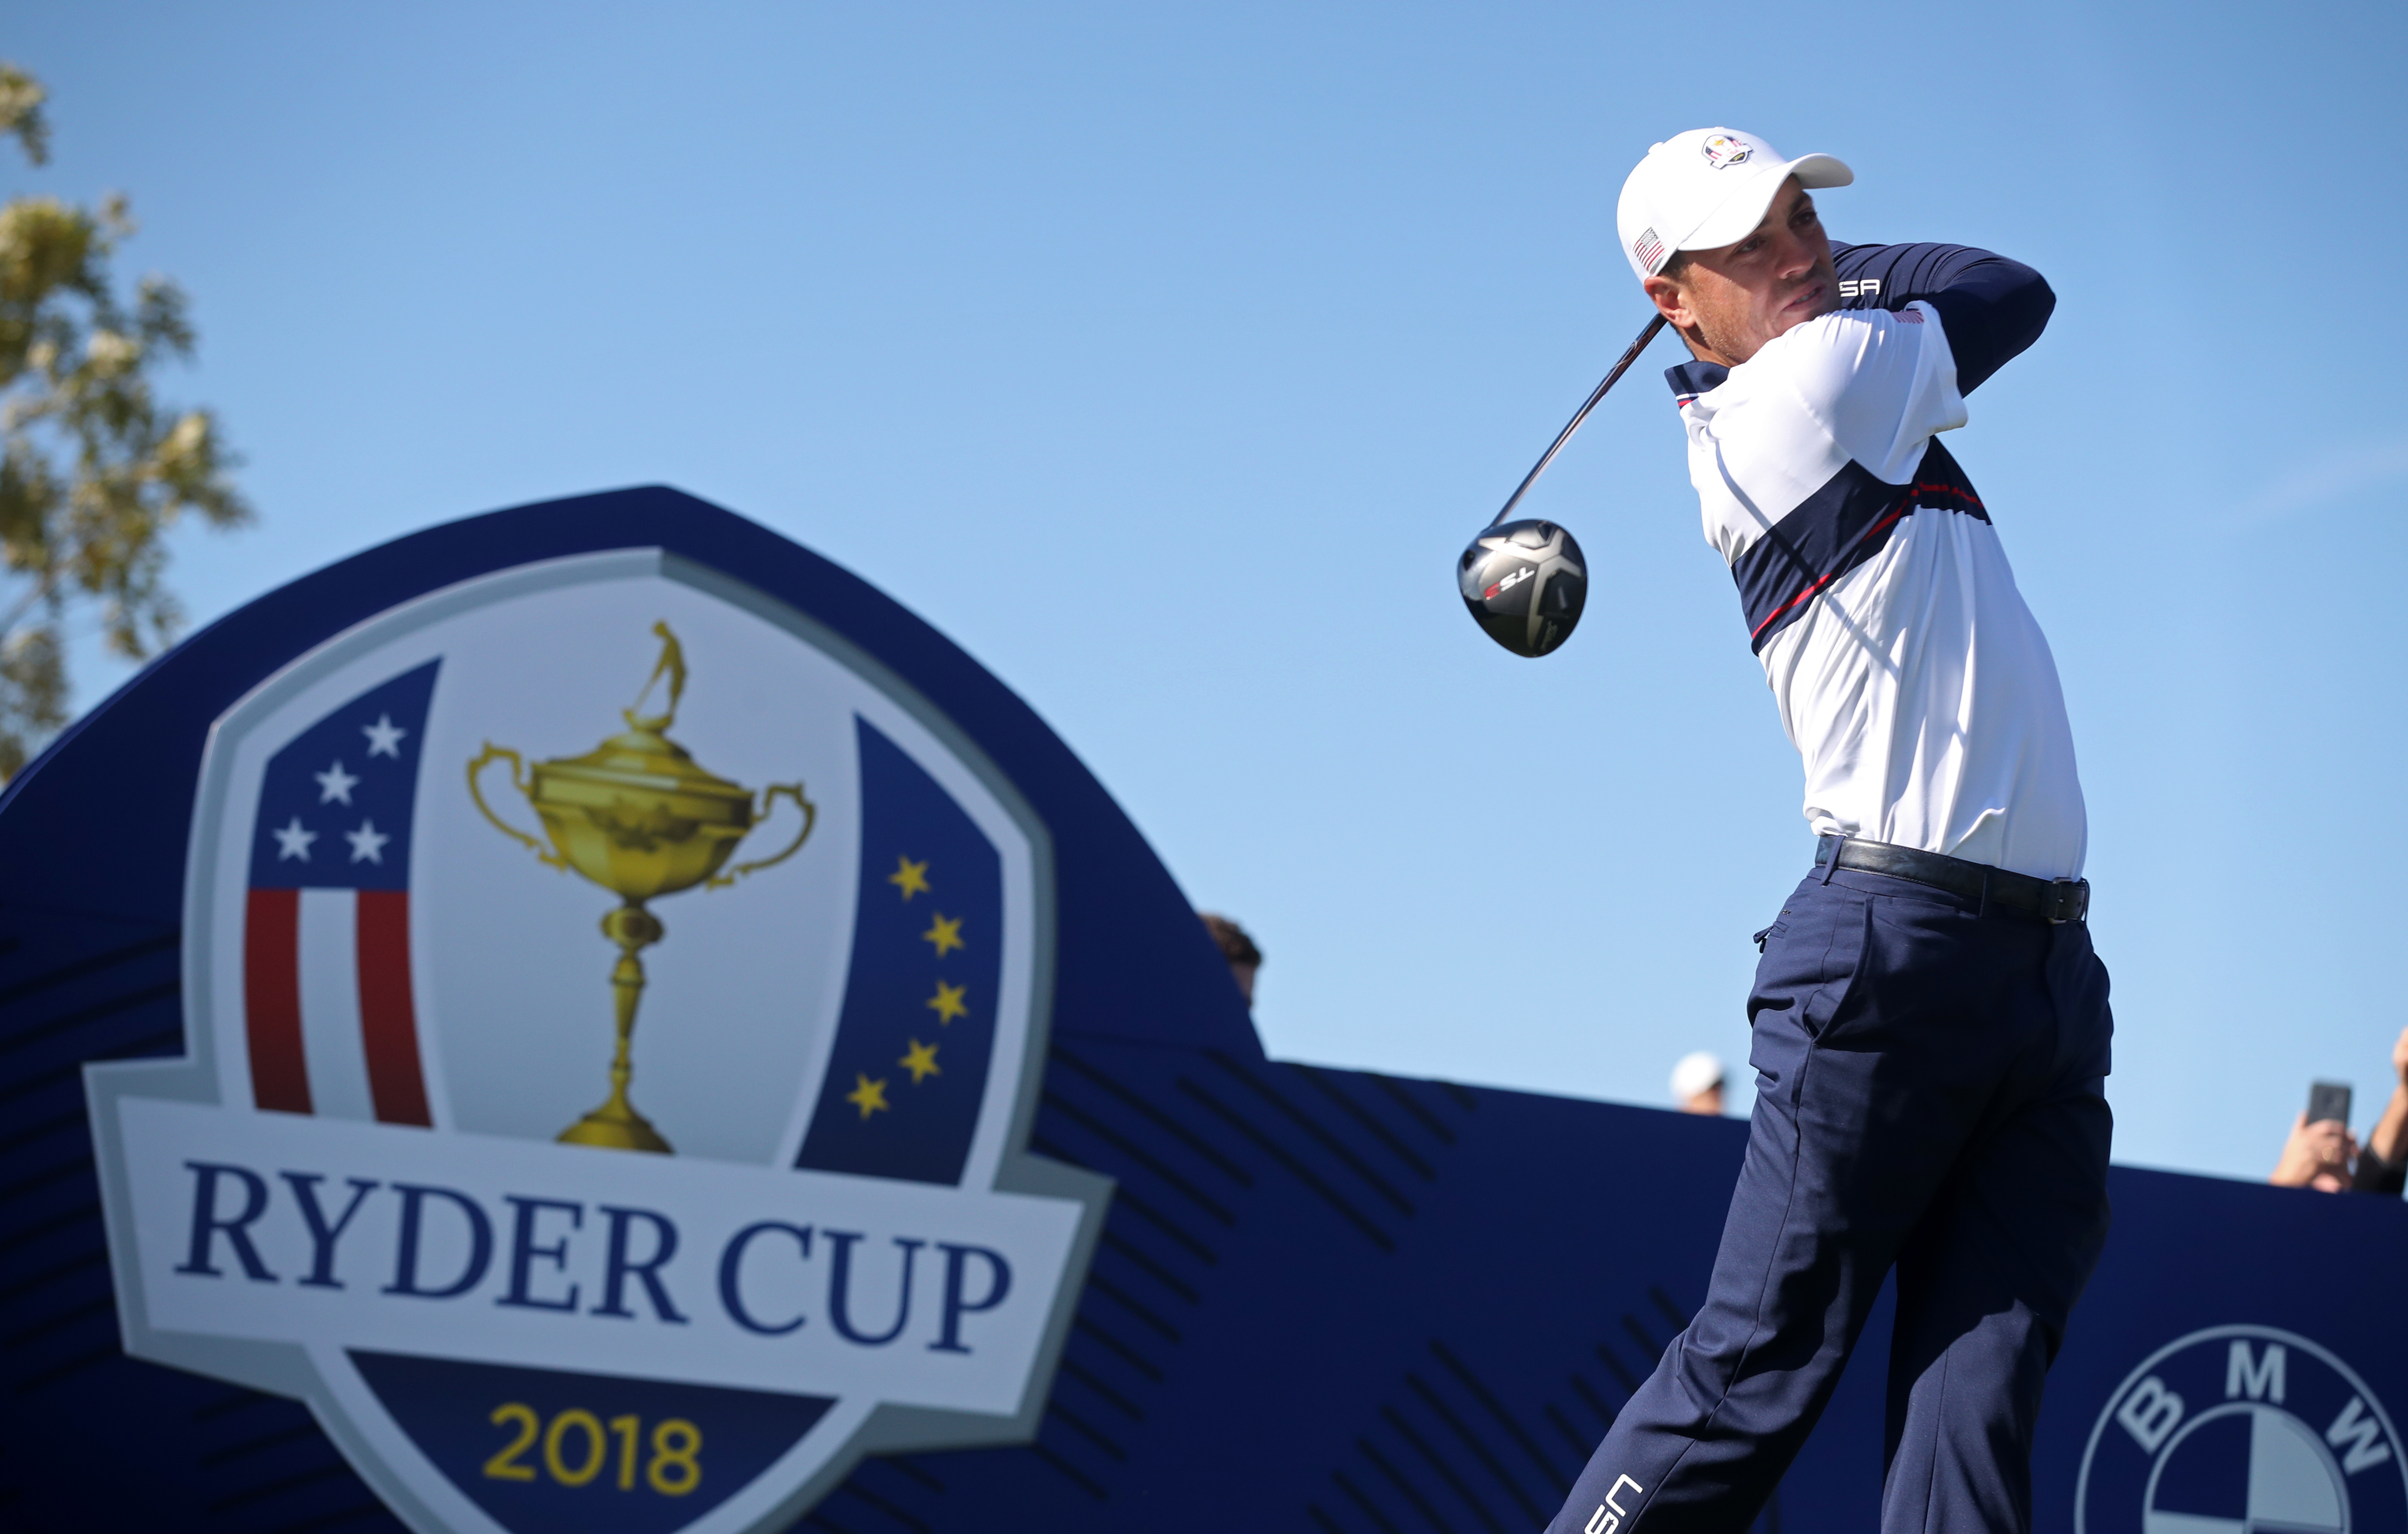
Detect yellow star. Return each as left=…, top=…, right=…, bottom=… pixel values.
left=845, top=1073, right=890, bottom=1119
left=899, top=1039, right=941, bottom=1085
left=926, top=980, right=969, bottom=1025
left=888, top=856, right=930, bottom=900
left=922, top=912, right=965, bottom=958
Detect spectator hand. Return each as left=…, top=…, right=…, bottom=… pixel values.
left=2271, top=1112, right=2357, bottom=1193
left=2369, top=1026, right=2408, bottom=1174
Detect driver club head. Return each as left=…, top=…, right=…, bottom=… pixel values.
left=1458, top=518, right=1587, bottom=658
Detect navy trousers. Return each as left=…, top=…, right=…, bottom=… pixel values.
left=1546, top=861, right=2114, bottom=1534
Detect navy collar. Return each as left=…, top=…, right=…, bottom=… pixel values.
left=1665, top=359, right=1729, bottom=399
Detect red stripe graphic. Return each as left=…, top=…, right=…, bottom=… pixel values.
left=355, top=890, right=433, bottom=1127
left=243, top=889, right=312, bottom=1113
left=1913, top=478, right=1985, bottom=511
left=1751, top=572, right=1839, bottom=641
left=1749, top=496, right=1919, bottom=643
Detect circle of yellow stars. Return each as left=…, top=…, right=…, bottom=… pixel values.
left=845, top=852, right=971, bottom=1120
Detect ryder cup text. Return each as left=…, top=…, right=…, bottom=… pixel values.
left=175, top=1159, right=1015, bottom=1354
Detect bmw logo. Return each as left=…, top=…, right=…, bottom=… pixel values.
left=2078, top=1325, right=2406, bottom=1534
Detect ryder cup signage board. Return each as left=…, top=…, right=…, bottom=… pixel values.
left=67, top=518, right=1112, bottom=1534
left=6, top=488, right=2405, bottom=1534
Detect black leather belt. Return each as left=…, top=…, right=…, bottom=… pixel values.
left=1815, top=835, right=2090, bottom=923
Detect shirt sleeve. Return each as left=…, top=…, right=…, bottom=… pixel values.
left=1831, top=242, right=2056, bottom=394
left=2354, top=1143, right=2408, bottom=1197
left=1766, top=304, right=1966, bottom=486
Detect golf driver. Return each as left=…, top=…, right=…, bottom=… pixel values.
left=1458, top=312, right=1668, bottom=657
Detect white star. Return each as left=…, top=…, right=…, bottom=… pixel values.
left=314, top=759, right=359, bottom=804
left=361, top=714, right=408, bottom=758
left=272, top=817, right=317, bottom=862
left=346, top=819, right=391, bottom=865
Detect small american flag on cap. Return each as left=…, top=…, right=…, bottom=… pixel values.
left=1633, top=226, right=1665, bottom=272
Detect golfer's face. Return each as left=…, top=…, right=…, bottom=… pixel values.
left=1685, top=179, right=1840, bottom=361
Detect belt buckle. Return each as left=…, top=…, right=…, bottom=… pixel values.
left=2047, top=878, right=2088, bottom=924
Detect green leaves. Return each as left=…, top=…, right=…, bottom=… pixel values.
left=0, top=64, right=47, bottom=168
left=0, top=62, right=248, bottom=780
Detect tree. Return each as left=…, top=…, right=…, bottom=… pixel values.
left=0, top=61, right=248, bottom=780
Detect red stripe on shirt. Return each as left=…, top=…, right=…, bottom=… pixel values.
left=1748, top=499, right=1919, bottom=643
left=355, top=890, right=432, bottom=1127
left=1913, top=479, right=1985, bottom=511
left=243, top=888, right=312, bottom=1114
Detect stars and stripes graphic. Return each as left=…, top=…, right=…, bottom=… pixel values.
left=242, top=661, right=440, bottom=1126
left=1633, top=226, right=1666, bottom=272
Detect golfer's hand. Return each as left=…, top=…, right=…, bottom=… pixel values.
left=2271, top=1113, right=2355, bottom=1192
left=2392, top=1025, right=2408, bottom=1087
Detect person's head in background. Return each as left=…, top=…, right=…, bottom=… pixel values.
left=1198, top=912, right=1261, bottom=1006
left=1672, top=1051, right=1725, bottom=1116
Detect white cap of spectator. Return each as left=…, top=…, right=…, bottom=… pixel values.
left=1672, top=1051, right=1727, bottom=1116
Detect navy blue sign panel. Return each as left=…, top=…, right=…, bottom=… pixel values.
left=2054, top=1176, right=2408, bottom=1534
left=2, top=487, right=2403, bottom=1534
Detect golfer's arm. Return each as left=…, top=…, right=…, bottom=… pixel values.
left=1830, top=242, right=2055, bottom=395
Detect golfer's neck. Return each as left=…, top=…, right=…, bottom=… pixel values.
left=1678, top=326, right=1746, bottom=370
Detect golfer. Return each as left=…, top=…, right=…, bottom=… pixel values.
left=1549, top=130, right=2113, bottom=1534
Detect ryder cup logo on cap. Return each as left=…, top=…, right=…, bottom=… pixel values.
left=1617, top=126, right=1854, bottom=281
left=2075, top=1325, right=2408, bottom=1534
left=1699, top=132, right=1753, bottom=168
left=81, top=549, right=1106, bottom=1534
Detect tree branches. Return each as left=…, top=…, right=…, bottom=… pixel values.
left=0, top=61, right=247, bottom=779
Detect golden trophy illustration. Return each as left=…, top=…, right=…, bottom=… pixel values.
left=467, top=622, right=815, bottom=1153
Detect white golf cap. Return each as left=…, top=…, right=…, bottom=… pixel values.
left=1617, top=128, right=1853, bottom=281
left=1669, top=1050, right=1725, bottom=1101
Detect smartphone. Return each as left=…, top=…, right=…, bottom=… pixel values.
left=2307, top=1080, right=2353, bottom=1129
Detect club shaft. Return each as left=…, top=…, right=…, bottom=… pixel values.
left=1489, top=313, right=1668, bottom=528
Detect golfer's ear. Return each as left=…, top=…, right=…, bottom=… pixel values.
left=1642, top=273, right=1691, bottom=328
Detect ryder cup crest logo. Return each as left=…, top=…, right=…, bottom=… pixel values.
left=84, top=548, right=1107, bottom=1534
left=1699, top=133, right=1753, bottom=169
left=2077, top=1325, right=2407, bottom=1534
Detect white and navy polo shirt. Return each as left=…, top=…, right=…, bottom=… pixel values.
left=1667, top=243, right=2085, bottom=881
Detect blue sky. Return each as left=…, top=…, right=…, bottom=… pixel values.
left=12, top=2, right=2405, bottom=1181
